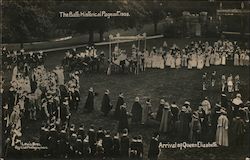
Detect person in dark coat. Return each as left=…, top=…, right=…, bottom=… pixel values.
left=148, top=132, right=160, bottom=160
left=82, top=136, right=91, bottom=158
left=68, top=133, right=77, bottom=158
left=114, top=92, right=125, bottom=119
left=129, top=136, right=138, bottom=159
left=58, top=127, right=69, bottom=158
left=101, top=89, right=112, bottom=116
left=77, top=124, right=86, bottom=140
left=113, top=133, right=120, bottom=157
left=88, top=125, right=96, bottom=156
left=60, top=100, right=70, bottom=124
left=102, top=130, right=113, bottom=158
left=178, top=106, right=191, bottom=141
left=8, top=87, right=17, bottom=113
left=75, top=135, right=83, bottom=157
left=120, top=129, right=129, bottom=158
left=136, top=135, right=144, bottom=159
left=48, top=124, right=58, bottom=157
left=84, top=87, right=95, bottom=113
left=221, top=93, right=232, bottom=119
left=118, top=103, right=129, bottom=132
left=131, top=97, right=142, bottom=125
left=198, top=105, right=209, bottom=142
left=96, top=127, right=105, bottom=140
left=156, top=99, right=165, bottom=122
left=231, top=115, right=246, bottom=146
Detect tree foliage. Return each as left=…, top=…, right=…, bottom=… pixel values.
left=2, top=0, right=56, bottom=43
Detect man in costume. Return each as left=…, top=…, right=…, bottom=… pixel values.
left=148, top=132, right=160, bottom=160
left=114, top=92, right=125, bottom=119
left=118, top=103, right=129, bottom=132
left=84, top=87, right=95, bottom=113
left=101, top=89, right=112, bottom=116
left=131, top=97, right=142, bottom=125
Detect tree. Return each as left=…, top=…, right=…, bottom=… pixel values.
left=144, top=0, right=166, bottom=34
left=2, top=0, right=56, bottom=44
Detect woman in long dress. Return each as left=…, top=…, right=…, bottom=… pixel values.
left=221, top=52, right=227, bottom=66
left=187, top=54, right=192, bottom=69
left=170, top=54, right=176, bottom=69
left=197, top=54, right=204, bottom=70
left=191, top=53, right=197, bottom=68
left=181, top=53, right=188, bottom=67
left=159, top=102, right=173, bottom=134
left=159, top=55, right=165, bottom=69
left=12, top=66, right=18, bottom=82
left=205, top=53, right=210, bottom=67
left=142, top=98, right=152, bottom=124
left=244, top=52, right=249, bottom=66
left=227, top=75, right=234, bottom=93
left=234, top=53, right=239, bottom=66
left=216, top=109, right=229, bottom=146
left=175, top=54, right=181, bottom=69
left=165, top=53, right=172, bottom=67
left=210, top=53, right=215, bottom=65
left=214, top=52, right=221, bottom=65
left=239, top=52, right=245, bottom=66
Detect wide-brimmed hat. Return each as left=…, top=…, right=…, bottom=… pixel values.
left=184, top=101, right=190, bottom=105
left=160, top=99, right=165, bottom=105
left=164, top=102, right=170, bottom=109
left=135, top=97, right=140, bottom=102
left=105, top=89, right=110, bottom=94
left=181, top=106, right=187, bottom=112
left=89, top=87, right=93, bottom=92
left=119, top=92, right=124, bottom=98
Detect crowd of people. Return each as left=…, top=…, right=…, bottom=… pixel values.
left=1, top=38, right=250, bottom=160
left=62, top=46, right=105, bottom=73
left=1, top=47, right=46, bottom=70
left=111, top=39, right=249, bottom=75
left=2, top=47, right=82, bottom=157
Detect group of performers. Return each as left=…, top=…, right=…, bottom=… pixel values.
left=1, top=37, right=250, bottom=159
left=62, top=46, right=105, bottom=73
left=201, top=71, right=241, bottom=94
left=1, top=47, right=46, bottom=70
left=108, top=39, right=249, bottom=75
left=2, top=61, right=81, bottom=156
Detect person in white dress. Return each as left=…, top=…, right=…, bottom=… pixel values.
left=197, top=54, right=204, bottom=70
left=244, top=52, right=249, bottom=66
left=191, top=53, right=197, bottom=68
left=12, top=66, right=18, bottom=82
left=227, top=74, right=234, bottom=93
left=170, top=54, right=176, bottom=69
left=165, top=52, right=172, bottom=67
left=221, top=52, right=227, bottom=65
left=205, top=53, right=210, bottom=67
left=181, top=51, right=188, bottom=67
left=234, top=53, right=239, bottom=66
left=239, top=52, right=245, bottom=66
left=175, top=53, right=181, bottom=69
left=214, top=52, right=221, bottom=65
left=187, top=54, right=192, bottom=69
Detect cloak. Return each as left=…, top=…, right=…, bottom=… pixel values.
left=84, top=91, right=94, bottom=112
left=131, top=102, right=142, bottom=123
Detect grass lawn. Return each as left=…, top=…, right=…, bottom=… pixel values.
left=4, top=37, right=250, bottom=160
